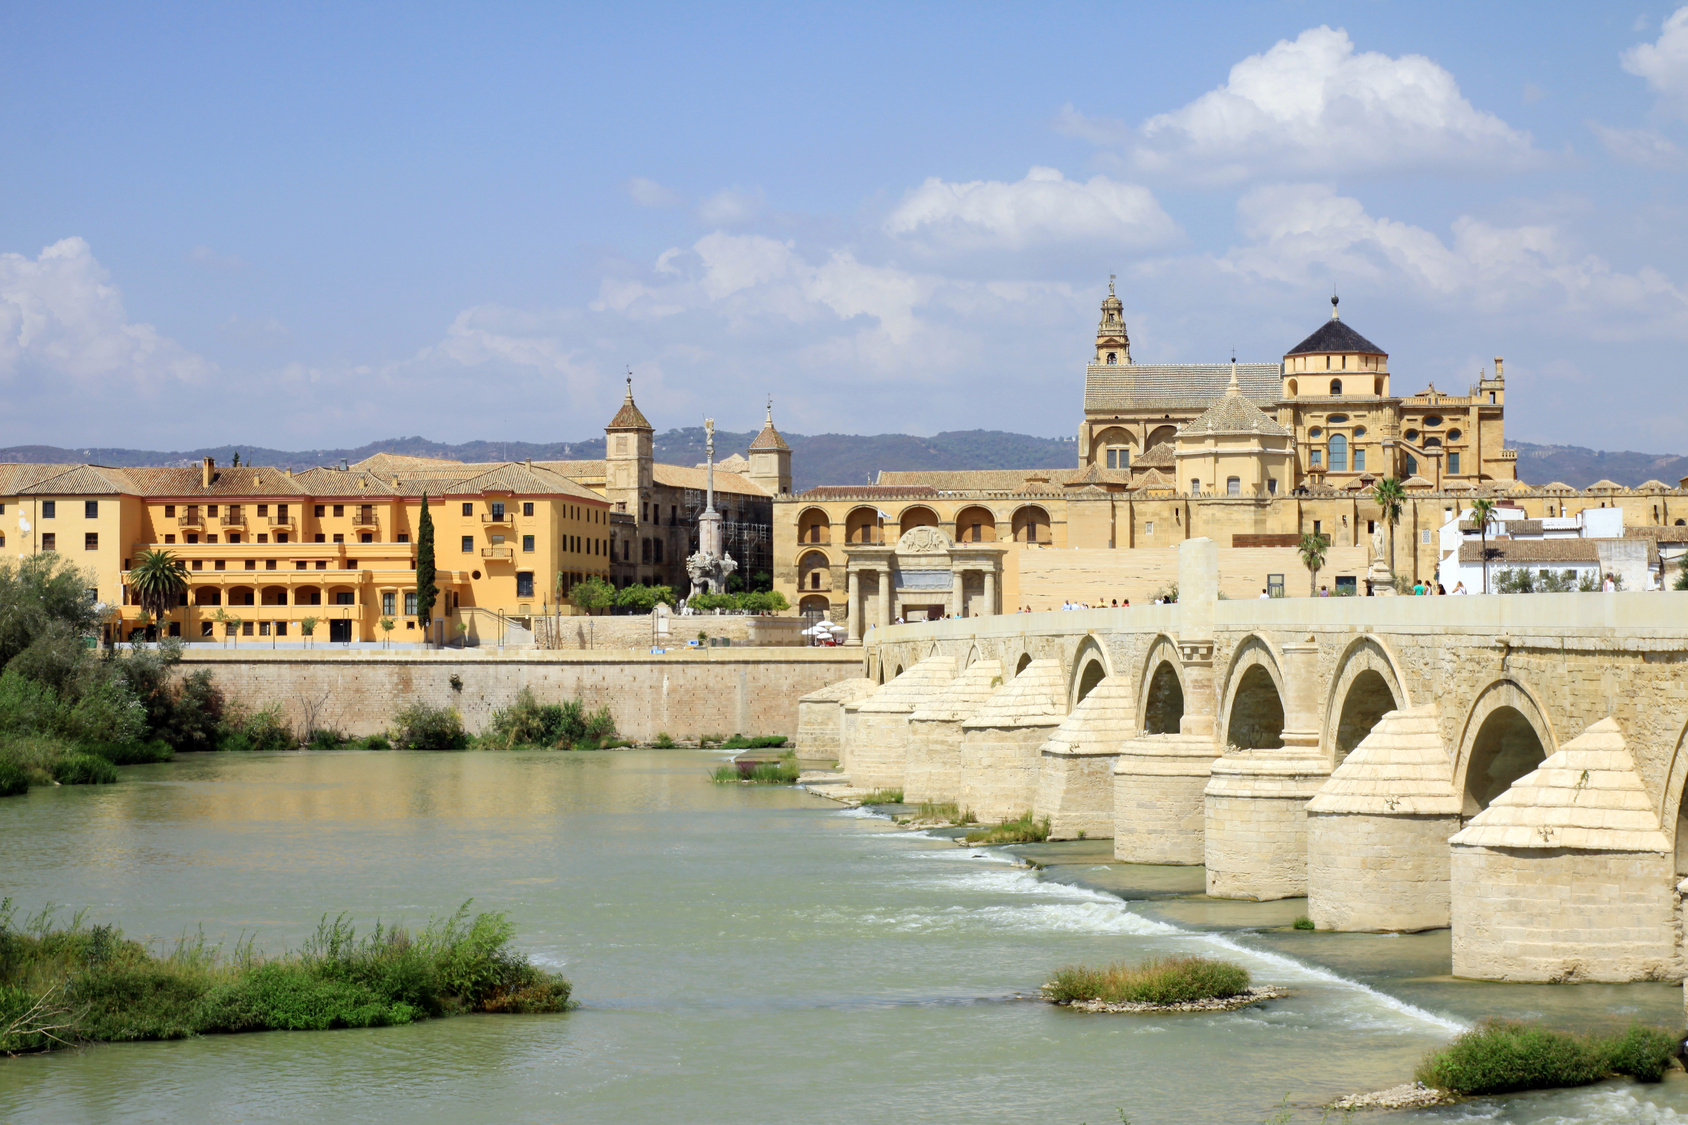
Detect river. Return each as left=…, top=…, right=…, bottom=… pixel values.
left=2, top=750, right=1686, bottom=1124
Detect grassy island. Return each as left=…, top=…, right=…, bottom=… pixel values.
left=0, top=899, right=571, bottom=1055
left=1045, top=956, right=1250, bottom=1006
left=712, top=751, right=800, bottom=784
left=1415, top=1020, right=1677, bottom=1095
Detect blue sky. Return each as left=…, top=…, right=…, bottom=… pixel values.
left=2, top=2, right=1686, bottom=454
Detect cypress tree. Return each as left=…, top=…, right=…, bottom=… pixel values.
left=416, top=493, right=438, bottom=643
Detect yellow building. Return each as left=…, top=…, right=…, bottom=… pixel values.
left=0, top=457, right=612, bottom=644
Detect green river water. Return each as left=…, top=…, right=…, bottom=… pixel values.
left=2, top=749, right=1688, bottom=1124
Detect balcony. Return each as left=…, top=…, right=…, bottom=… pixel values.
left=481, top=511, right=514, bottom=525
left=351, top=511, right=379, bottom=528
left=220, top=511, right=246, bottom=526
left=480, top=546, right=513, bottom=559
left=266, top=515, right=295, bottom=529
left=176, top=513, right=203, bottom=527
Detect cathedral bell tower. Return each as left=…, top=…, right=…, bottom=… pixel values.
left=605, top=374, right=654, bottom=516
left=1094, top=274, right=1131, bottom=365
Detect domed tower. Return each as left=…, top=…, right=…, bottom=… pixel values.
left=1281, top=296, right=1388, bottom=400
left=605, top=374, right=654, bottom=508
left=1281, top=298, right=1391, bottom=484
left=747, top=399, right=792, bottom=496
left=1094, top=275, right=1131, bottom=365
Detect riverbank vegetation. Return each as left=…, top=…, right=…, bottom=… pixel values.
left=0, top=898, right=571, bottom=1055
left=712, top=751, right=800, bottom=784
left=964, top=811, right=1051, bottom=844
left=855, top=788, right=903, bottom=804
left=1045, top=956, right=1250, bottom=1006
left=1415, top=1020, right=1677, bottom=1095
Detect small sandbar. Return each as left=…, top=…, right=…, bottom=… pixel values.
left=1328, top=1082, right=1452, bottom=1111
left=1051, top=985, right=1288, bottom=1014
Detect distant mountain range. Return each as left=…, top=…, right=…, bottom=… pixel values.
left=1, top=433, right=1680, bottom=493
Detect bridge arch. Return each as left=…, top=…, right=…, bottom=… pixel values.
left=1322, top=635, right=1410, bottom=764
left=1070, top=636, right=1111, bottom=708
left=1014, top=652, right=1033, bottom=677
left=1136, top=634, right=1187, bottom=735
left=1220, top=635, right=1287, bottom=750
left=1452, top=678, right=1557, bottom=818
left=1654, top=718, right=1688, bottom=872
left=963, top=643, right=981, bottom=669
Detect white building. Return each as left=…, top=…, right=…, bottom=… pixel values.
left=1436, top=505, right=1654, bottom=592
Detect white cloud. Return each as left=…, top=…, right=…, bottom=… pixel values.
left=625, top=176, right=682, bottom=208
left=696, top=187, right=764, bottom=226
left=1590, top=122, right=1687, bottom=167
left=884, top=166, right=1179, bottom=250
left=1623, top=6, right=1688, bottom=118
left=1122, top=26, right=1540, bottom=182
left=0, top=237, right=215, bottom=392
left=1224, top=184, right=1688, bottom=338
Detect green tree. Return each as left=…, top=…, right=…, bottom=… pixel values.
left=301, top=615, right=319, bottom=646
left=415, top=493, right=438, bottom=642
left=570, top=575, right=617, bottom=615
left=1676, top=556, right=1688, bottom=591
left=129, top=549, right=187, bottom=640
left=1371, top=476, right=1406, bottom=579
left=1470, top=497, right=1498, bottom=594
left=614, top=584, right=675, bottom=614
left=231, top=451, right=241, bottom=467
left=0, top=554, right=103, bottom=667
left=379, top=616, right=395, bottom=647
left=1298, top=531, right=1330, bottom=597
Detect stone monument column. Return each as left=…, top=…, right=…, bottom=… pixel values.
left=983, top=569, right=996, bottom=616
left=878, top=569, right=892, bottom=629
left=846, top=568, right=862, bottom=645
left=948, top=569, right=964, bottom=618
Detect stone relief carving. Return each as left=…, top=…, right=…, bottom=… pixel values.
left=897, top=526, right=952, bottom=554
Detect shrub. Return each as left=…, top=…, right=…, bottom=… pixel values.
left=83, top=739, right=173, bottom=765
left=361, top=733, right=392, bottom=750
left=1044, top=956, right=1250, bottom=1005
left=721, top=734, right=790, bottom=750
left=307, top=729, right=344, bottom=751
left=914, top=800, right=960, bottom=822
left=219, top=704, right=296, bottom=753
left=1416, top=1021, right=1610, bottom=1095
left=1600, top=1023, right=1677, bottom=1082
left=0, top=760, right=28, bottom=797
left=393, top=704, right=468, bottom=752
left=711, top=753, right=799, bottom=785
left=1292, top=915, right=1315, bottom=931
left=653, top=732, right=675, bottom=749
left=857, top=788, right=903, bottom=804
left=964, top=811, right=1051, bottom=844
left=50, top=753, right=119, bottom=785
left=482, top=688, right=617, bottom=750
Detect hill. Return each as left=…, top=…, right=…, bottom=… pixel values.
left=1, top=434, right=1678, bottom=494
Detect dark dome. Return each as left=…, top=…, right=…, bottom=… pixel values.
left=1285, top=319, right=1385, bottom=357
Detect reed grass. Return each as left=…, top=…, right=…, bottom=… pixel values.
left=0, top=898, right=570, bottom=1055
left=710, top=751, right=800, bottom=785
left=1044, top=956, right=1250, bottom=1005
left=964, top=811, right=1050, bottom=844
left=1415, top=1020, right=1677, bottom=1095
left=856, top=788, right=903, bottom=804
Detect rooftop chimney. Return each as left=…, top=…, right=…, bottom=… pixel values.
left=201, top=457, right=215, bottom=488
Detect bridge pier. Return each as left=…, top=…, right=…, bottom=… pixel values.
left=795, top=677, right=878, bottom=764
left=1305, top=706, right=1459, bottom=931
left=848, top=657, right=955, bottom=791
left=960, top=658, right=1066, bottom=824
left=905, top=659, right=1002, bottom=805
left=1036, top=676, right=1135, bottom=840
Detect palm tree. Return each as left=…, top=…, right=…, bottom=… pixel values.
left=1470, top=498, right=1498, bottom=594
left=1298, top=531, right=1330, bottom=597
left=129, top=548, right=187, bottom=640
left=1371, top=477, right=1406, bottom=579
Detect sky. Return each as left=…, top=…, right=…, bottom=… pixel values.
left=2, top=2, right=1687, bottom=454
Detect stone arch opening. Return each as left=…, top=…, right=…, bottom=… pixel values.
left=955, top=505, right=996, bottom=543
left=1144, top=661, right=1184, bottom=734
left=1075, top=659, right=1105, bottom=705
left=798, top=550, right=831, bottom=592
left=797, top=507, right=831, bottom=545
left=798, top=594, right=830, bottom=616
left=899, top=506, right=940, bottom=535
left=1012, top=505, right=1050, bottom=544
left=1462, top=706, right=1546, bottom=816
left=1015, top=653, right=1032, bottom=676
left=1333, top=669, right=1396, bottom=763
left=194, top=587, right=222, bottom=606
left=1089, top=427, right=1136, bottom=469
left=1147, top=424, right=1178, bottom=450
left=1227, top=665, right=1285, bottom=750
left=845, top=507, right=883, bottom=545
left=226, top=586, right=255, bottom=607
left=893, top=664, right=904, bottom=680
left=261, top=586, right=289, bottom=606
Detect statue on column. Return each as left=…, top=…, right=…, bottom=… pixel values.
left=685, top=417, right=738, bottom=600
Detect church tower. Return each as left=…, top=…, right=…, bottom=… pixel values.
left=747, top=400, right=792, bottom=496
left=1094, top=275, right=1131, bottom=365
left=605, top=375, right=653, bottom=515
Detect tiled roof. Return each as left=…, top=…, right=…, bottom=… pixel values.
left=1284, top=316, right=1386, bottom=357
left=1461, top=519, right=1544, bottom=535
left=799, top=485, right=940, bottom=500
left=1457, top=540, right=1598, bottom=564
left=1135, top=441, right=1176, bottom=467
left=1133, top=468, right=1175, bottom=491
left=748, top=410, right=790, bottom=452
left=651, top=463, right=771, bottom=497
left=536, top=459, right=607, bottom=479
left=1180, top=373, right=1289, bottom=437
left=1585, top=479, right=1625, bottom=491
left=1450, top=718, right=1669, bottom=852
left=1085, top=361, right=1281, bottom=413
left=435, top=463, right=606, bottom=502
left=348, top=452, right=464, bottom=473
left=607, top=384, right=653, bottom=431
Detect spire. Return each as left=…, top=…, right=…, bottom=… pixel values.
left=1331, top=293, right=1340, bottom=321
left=1227, top=357, right=1241, bottom=396
left=749, top=397, right=790, bottom=451
left=607, top=370, right=652, bottom=431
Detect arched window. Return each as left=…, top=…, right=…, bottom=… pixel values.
left=1352, top=425, right=1366, bottom=438
left=1012, top=506, right=1051, bottom=544
left=1308, top=427, right=1322, bottom=439
left=1226, top=476, right=1241, bottom=495
left=898, top=506, right=939, bottom=535
left=955, top=506, right=996, bottom=542
left=1328, top=433, right=1347, bottom=472
left=1287, top=378, right=1298, bottom=396
left=1106, top=352, right=1117, bottom=364
left=1330, top=378, right=1342, bottom=395
left=797, top=508, right=831, bottom=544
left=1404, top=454, right=1418, bottom=476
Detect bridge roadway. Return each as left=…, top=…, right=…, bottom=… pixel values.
left=800, top=538, right=1688, bottom=985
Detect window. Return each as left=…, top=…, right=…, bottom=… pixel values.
left=522, top=535, right=535, bottom=552
left=461, top=535, right=473, bottom=552
left=333, top=505, right=343, bottom=517
left=1353, top=449, right=1366, bottom=472
left=275, top=622, right=287, bottom=637
left=463, top=503, right=473, bottom=516
left=1190, top=479, right=1201, bottom=494
left=277, top=534, right=289, bottom=544
left=1447, top=452, right=1460, bottom=475
left=1267, top=478, right=1278, bottom=494
left=523, top=502, right=534, bottom=516
left=265, top=559, right=277, bottom=570
left=208, top=505, right=218, bottom=518
left=242, top=622, right=253, bottom=636
left=164, top=534, right=175, bottom=544
left=1446, top=428, right=1461, bottom=442
left=333, top=534, right=344, bottom=543
left=397, top=533, right=410, bottom=544
left=653, top=539, right=664, bottom=564
left=41, top=501, right=55, bottom=518
left=1313, top=520, right=1322, bottom=536
left=404, top=591, right=418, bottom=616
left=491, top=501, right=505, bottom=519
left=1106, top=450, right=1116, bottom=468
left=245, top=560, right=257, bottom=570
left=202, top=622, right=213, bottom=637
left=315, top=505, right=325, bottom=517
left=41, top=533, right=55, bottom=551
left=642, top=502, right=649, bottom=521
left=259, top=622, right=271, bottom=637
left=670, top=505, right=677, bottom=525
left=1226, top=477, right=1241, bottom=496
left=335, top=591, right=355, bottom=605
left=1327, top=414, right=1348, bottom=424
left=1490, top=392, right=1496, bottom=403
left=1309, top=450, right=1322, bottom=467
left=1420, top=529, right=1433, bottom=544
left=382, top=592, right=396, bottom=615
left=191, top=559, right=202, bottom=570
left=1106, top=352, right=1117, bottom=364
left=85, top=500, right=98, bottom=518
left=257, top=504, right=268, bottom=517
left=1145, top=521, right=1154, bottom=535
left=1267, top=574, right=1285, bottom=597
left=257, top=534, right=269, bottom=543
left=1405, top=454, right=1418, bottom=475
left=315, top=561, right=326, bottom=570
left=641, top=538, right=651, bottom=563
left=85, top=532, right=98, bottom=550
left=164, top=505, right=175, bottom=518
left=1335, top=576, right=1357, bottom=596
left=1330, top=379, right=1342, bottom=395
left=206, top=534, right=217, bottom=543
left=229, top=534, right=241, bottom=543
left=1328, top=434, right=1347, bottom=472
left=516, top=572, right=535, bottom=598
left=214, top=560, right=225, bottom=571
left=1308, top=427, right=1321, bottom=438
left=315, top=534, right=326, bottom=543
left=360, top=533, right=372, bottom=544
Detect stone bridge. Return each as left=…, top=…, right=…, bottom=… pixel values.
left=800, top=538, right=1688, bottom=985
